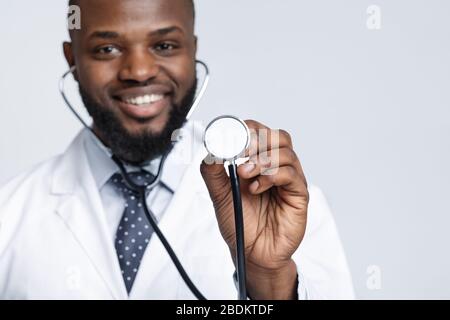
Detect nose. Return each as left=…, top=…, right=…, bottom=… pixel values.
left=119, top=49, right=159, bottom=84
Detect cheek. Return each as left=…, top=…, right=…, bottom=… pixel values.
left=78, top=62, right=117, bottom=102
left=168, top=59, right=196, bottom=102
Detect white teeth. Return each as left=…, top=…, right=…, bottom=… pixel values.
left=150, top=94, right=164, bottom=103
left=124, top=94, right=165, bottom=106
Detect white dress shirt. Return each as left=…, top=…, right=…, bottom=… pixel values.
left=83, top=132, right=178, bottom=243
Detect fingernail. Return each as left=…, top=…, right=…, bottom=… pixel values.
left=242, top=163, right=255, bottom=173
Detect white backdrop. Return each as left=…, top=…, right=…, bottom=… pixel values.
left=1, top=0, right=449, bottom=299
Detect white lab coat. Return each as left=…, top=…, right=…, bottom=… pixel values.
left=0, top=124, right=354, bottom=300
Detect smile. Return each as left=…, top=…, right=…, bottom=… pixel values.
left=113, top=94, right=170, bottom=121
left=121, top=94, right=165, bottom=107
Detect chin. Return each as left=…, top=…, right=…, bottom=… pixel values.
left=125, top=115, right=169, bottom=136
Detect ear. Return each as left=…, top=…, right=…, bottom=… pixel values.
left=63, top=41, right=79, bottom=81
left=193, top=35, right=198, bottom=57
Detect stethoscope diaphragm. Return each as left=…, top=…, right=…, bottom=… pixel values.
left=203, top=115, right=250, bottom=161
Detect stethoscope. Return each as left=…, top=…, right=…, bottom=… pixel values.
left=59, top=60, right=250, bottom=300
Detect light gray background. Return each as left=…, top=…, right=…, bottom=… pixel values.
left=0, top=0, right=449, bottom=299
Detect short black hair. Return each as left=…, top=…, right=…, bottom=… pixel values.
left=68, top=0, right=195, bottom=20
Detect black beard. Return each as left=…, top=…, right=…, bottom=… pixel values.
left=79, top=79, right=198, bottom=165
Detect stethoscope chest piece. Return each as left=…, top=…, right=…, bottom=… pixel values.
left=203, top=115, right=250, bottom=161
left=203, top=115, right=250, bottom=300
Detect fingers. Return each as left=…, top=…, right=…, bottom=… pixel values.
left=248, top=166, right=307, bottom=196
left=200, top=155, right=232, bottom=204
left=238, top=148, right=298, bottom=176
left=244, top=120, right=293, bottom=158
left=203, top=119, right=307, bottom=196
left=238, top=147, right=307, bottom=186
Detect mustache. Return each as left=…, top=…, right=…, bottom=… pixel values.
left=77, top=77, right=198, bottom=164
left=108, top=79, right=175, bottom=93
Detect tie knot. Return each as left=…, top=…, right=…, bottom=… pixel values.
left=109, top=171, right=155, bottom=196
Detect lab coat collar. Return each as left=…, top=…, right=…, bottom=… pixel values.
left=51, top=130, right=128, bottom=299
left=51, top=121, right=204, bottom=195
left=82, top=122, right=204, bottom=194
left=83, top=131, right=172, bottom=192
left=49, top=121, right=208, bottom=299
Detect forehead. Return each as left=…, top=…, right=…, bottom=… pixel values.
left=74, top=0, right=194, bottom=38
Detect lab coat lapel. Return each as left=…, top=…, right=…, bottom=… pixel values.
left=52, top=130, right=128, bottom=300
left=130, top=163, right=201, bottom=299
left=130, top=123, right=208, bottom=299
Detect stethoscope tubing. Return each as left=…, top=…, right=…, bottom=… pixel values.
left=112, top=155, right=206, bottom=300
left=60, top=60, right=248, bottom=300
left=228, top=161, right=248, bottom=300
left=59, top=60, right=210, bottom=300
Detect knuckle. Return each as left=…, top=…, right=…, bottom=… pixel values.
left=279, top=129, right=293, bottom=145
left=244, top=119, right=258, bottom=129
left=286, top=166, right=296, bottom=177
left=304, top=188, right=310, bottom=202
left=280, top=147, right=295, bottom=162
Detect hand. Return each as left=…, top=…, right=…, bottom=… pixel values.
left=200, top=120, right=309, bottom=300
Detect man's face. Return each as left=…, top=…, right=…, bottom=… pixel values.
left=64, top=0, right=197, bottom=164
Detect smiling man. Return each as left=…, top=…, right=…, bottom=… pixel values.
left=66, top=0, right=198, bottom=164
left=0, top=0, right=354, bottom=300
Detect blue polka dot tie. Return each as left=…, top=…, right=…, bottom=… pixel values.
left=109, top=171, right=156, bottom=294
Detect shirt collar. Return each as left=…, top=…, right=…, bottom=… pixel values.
left=83, top=129, right=190, bottom=193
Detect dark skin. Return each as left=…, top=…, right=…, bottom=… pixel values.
left=64, top=0, right=307, bottom=300
left=64, top=0, right=197, bottom=142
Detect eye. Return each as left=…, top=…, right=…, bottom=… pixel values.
left=94, top=45, right=121, bottom=56
left=154, top=42, right=178, bottom=54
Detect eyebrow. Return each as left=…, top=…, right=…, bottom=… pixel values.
left=88, top=31, right=119, bottom=40
left=148, top=26, right=184, bottom=37
left=88, top=26, right=184, bottom=40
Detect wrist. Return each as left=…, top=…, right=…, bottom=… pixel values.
left=245, top=259, right=298, bottom=300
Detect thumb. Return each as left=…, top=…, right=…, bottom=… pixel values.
left=200, top=155, right=231, bottom=205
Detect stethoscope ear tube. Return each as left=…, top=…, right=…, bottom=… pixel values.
left=59, top=65, right=92, bottom=130
left=59, top=61, right=210, bottom=134
left=60, top=61, right=211, bottom=300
